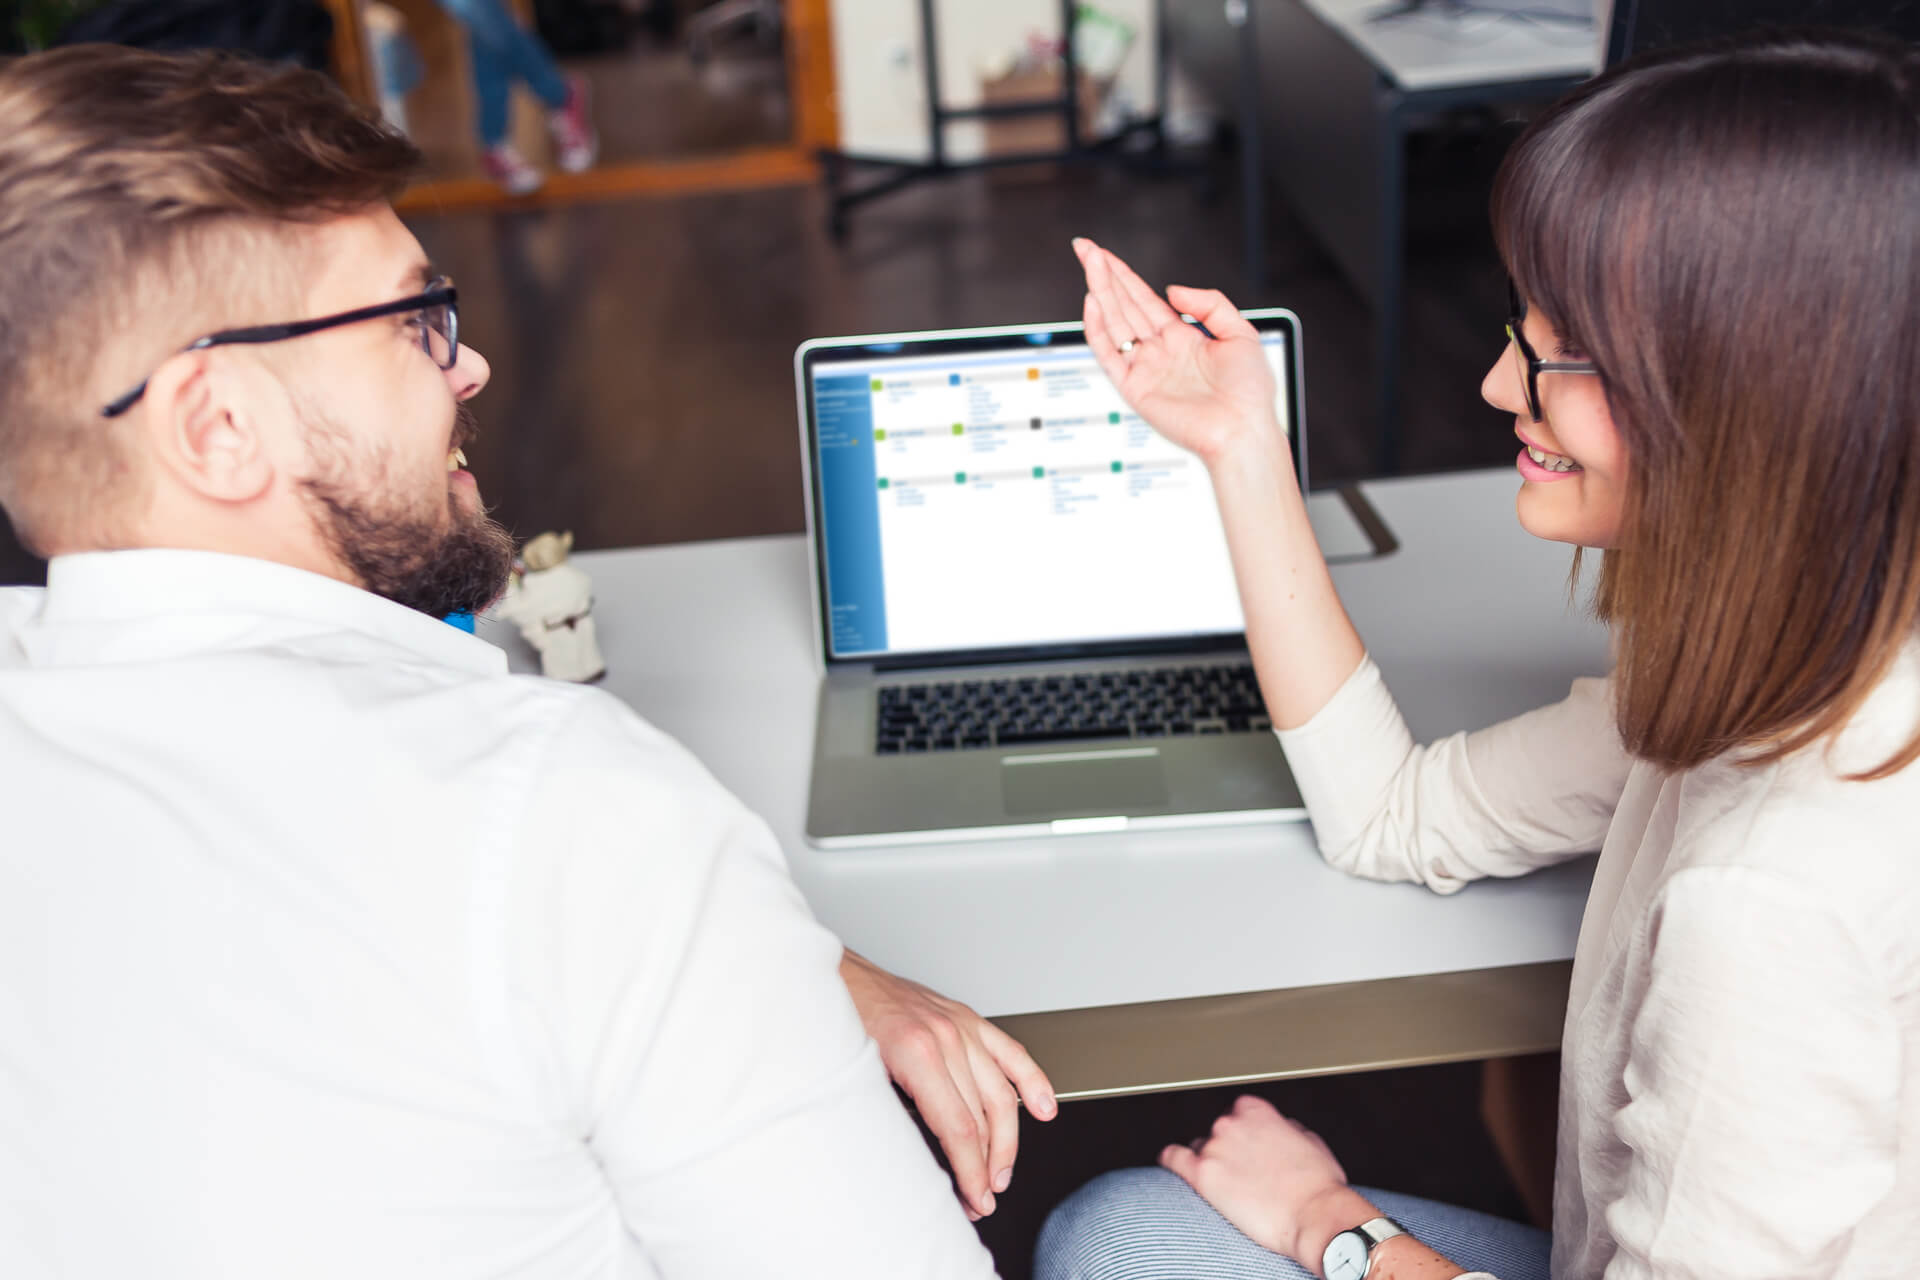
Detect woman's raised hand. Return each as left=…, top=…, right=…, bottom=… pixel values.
left=1072, top=237, right=1282, bottom=465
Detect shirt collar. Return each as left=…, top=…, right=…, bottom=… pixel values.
left=25, top=549, right=507, bottom=676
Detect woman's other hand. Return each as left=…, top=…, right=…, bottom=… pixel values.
left=1072, top=237, right=1285, bottom=466
left=1159, top=1095, right=1379, bottom=1267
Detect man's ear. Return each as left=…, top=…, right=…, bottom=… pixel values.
left=139, top=349, right=277, bottom=505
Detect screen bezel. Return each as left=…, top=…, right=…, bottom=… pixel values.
left=794, top=311, right=1307, bottom=671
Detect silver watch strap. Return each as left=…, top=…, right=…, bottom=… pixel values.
left=1357, top=1217, right=1407, bottom=1279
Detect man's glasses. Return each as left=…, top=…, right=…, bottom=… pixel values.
left=101, top=278, right=459, bottom=418
left=1506, top=280, right=1597, bottom=423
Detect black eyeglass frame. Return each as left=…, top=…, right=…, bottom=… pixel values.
left=1505, top=281, right=1598, bottom=423
left=100, top=280, right=459, bottom=418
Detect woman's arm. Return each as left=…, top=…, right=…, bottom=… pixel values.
left=1283, top=662, right=1624, bottom=890
left=1074, top=238, right=1363, bottom=730
left=1075, top=241, right=1628, bottom=886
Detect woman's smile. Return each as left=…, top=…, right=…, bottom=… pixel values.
left=1516, top=426, right=1584, bottom=480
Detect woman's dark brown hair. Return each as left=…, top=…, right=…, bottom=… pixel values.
left=1492, top=30, right=1920, bottom=777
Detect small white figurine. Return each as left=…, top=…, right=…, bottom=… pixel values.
left=494, top=530, right=606, bottom=683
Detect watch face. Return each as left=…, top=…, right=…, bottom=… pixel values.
left=1325, top=1231, right=1370, bottom=1280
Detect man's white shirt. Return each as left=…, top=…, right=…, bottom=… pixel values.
left=0, top=550, right=996, bottom=1279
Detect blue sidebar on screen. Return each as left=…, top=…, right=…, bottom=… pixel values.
left=813, top=372, right=888, bottom=656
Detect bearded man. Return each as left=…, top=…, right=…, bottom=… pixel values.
left=0, top=44, right=1049, bottom=1278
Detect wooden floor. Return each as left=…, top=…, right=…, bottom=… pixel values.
left=0, top=142, right=1543, bottom=1277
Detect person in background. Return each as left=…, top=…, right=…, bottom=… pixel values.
left=0, top=44, right=1049, bottom=1277
left=435, top=0, right=597, bottom=193
left=1041, top=28, right=1920, bottom=1280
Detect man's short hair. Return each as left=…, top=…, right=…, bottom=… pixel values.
left=0, top=44, right=422, bottom=555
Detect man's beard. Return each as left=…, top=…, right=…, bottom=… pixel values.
left=299, top=403, right=516, bottom=619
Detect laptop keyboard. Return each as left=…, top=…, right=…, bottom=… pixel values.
left=874, top=663, right=1270, bottom=753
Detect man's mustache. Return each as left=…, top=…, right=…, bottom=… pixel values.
left=452, top=402, right=481, bottom=452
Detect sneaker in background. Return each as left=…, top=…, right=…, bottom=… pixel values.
left=549, top=75, right=600, bottom=174
left=481, top=142, right=544, bottom=196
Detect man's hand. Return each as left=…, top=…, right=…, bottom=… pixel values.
left=840, top=950, right=1057, bottom=1220
left=1159, top=1096, right=1378, bottom=1269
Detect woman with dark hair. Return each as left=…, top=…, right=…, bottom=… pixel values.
left=1038, top=30, right=1920, bottom=1280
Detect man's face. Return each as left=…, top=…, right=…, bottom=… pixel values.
left=280, top=209, right=513, bottom=617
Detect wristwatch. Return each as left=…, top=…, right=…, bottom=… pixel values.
left=1322, top=1216, right=1407, bottom=1280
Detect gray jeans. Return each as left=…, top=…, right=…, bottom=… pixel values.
left=1037, top=1168, right=1551, bottom=1280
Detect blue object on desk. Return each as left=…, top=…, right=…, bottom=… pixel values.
left=444, top=611, right=476, bottom=633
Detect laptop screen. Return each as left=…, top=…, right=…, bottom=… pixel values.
left=799, top=313, right=1304, bottom=663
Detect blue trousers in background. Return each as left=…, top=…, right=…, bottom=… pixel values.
left=1037, top=1169, right=1552, bottom=1280
left=434, top=0, right=568, bottom=146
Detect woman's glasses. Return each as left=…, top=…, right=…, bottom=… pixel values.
left=101, top=278, right=459, bottom=418
left=1506, top=281, right=1597, bottom=423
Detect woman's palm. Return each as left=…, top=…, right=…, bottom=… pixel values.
left=1112, top=321, right=1278, bottom=459
left=1074, top=238, right=1280, bottom=461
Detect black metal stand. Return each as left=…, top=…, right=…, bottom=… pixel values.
left=820, top=0, right=1182, bottom=240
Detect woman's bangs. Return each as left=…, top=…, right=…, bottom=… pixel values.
left=1489, top=88, right=1648, bottom=365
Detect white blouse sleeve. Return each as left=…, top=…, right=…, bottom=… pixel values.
left=1604, top=867, right=1901, bottom=1278
left=1274, top=655, right=1629, bottom=893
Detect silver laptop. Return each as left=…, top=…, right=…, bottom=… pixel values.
left=796, top=312, right=1310, bottom=847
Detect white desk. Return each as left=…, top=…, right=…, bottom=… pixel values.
left=481, top=469, right=1611, bottom=1098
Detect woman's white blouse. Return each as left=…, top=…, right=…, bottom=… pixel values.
left=1276, top=650, right=1920, bottom=1279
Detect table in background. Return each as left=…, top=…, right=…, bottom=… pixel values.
left=482, top=469, right=1611, bottom=1099
left=1167, top=0, right=1596, bottom=469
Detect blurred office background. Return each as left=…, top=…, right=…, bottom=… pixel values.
left=0, top=0, right=1534, bottom=591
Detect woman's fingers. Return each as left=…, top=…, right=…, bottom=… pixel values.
left=1097, top=249, right=1166, bottom=357
left=1075, top=238, right=1160, bottom=357
left=1108, top=249, right=1186, bottom=339
left=1082, top=291, right=1136, bottom=390
left=1167, top=284, right=1258, bottom=340
left=1158, top=1142, right=1202, bottom=1186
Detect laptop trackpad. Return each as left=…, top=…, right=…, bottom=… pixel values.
left=1001, top=748, right=1168, bottom=816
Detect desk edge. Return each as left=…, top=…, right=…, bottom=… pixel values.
left=994, top=959, right=1572, bottom=1101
